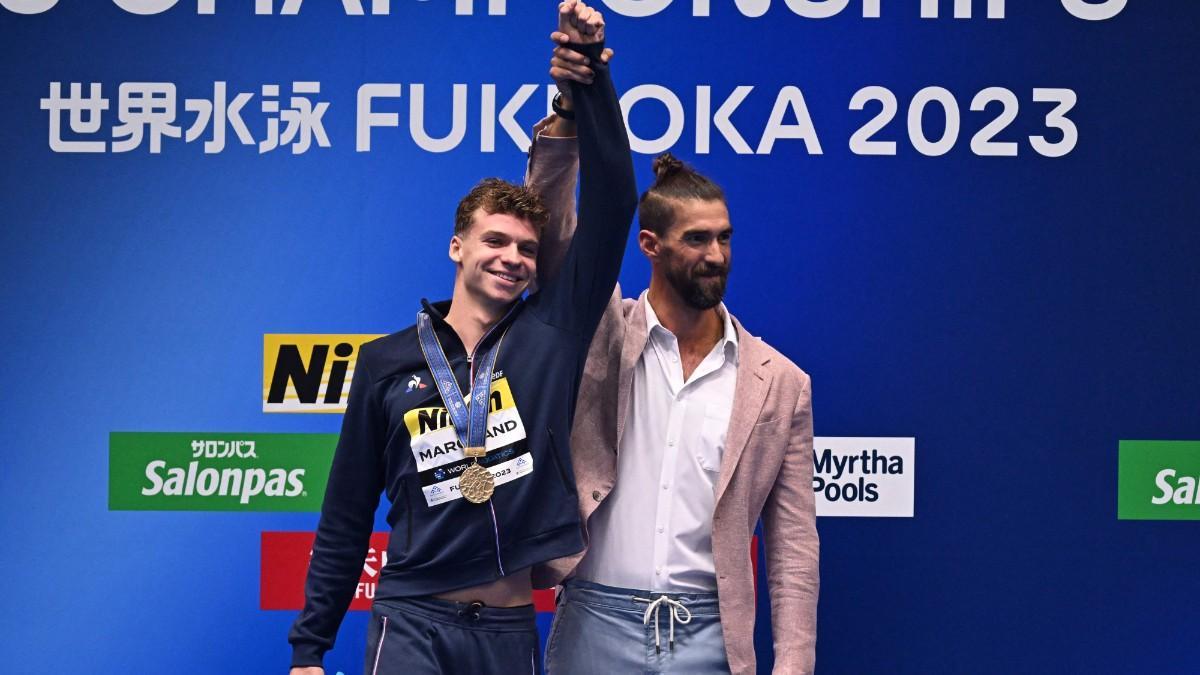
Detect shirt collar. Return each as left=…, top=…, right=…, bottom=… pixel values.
left=644, top=297, right=740, bottom=363
left=420, top=297, right=524, bottom=354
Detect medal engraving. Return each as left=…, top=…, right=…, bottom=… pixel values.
left=459, top=463, right=495, bottom=504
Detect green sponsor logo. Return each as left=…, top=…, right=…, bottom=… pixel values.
left=109, top=432, right=336, bottom=511
left=1118, top=440, right=1200, bottom=521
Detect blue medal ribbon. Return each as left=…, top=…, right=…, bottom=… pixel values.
left=416, top=311, right=506, bottom=456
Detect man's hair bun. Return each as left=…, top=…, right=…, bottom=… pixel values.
left=651, top=153, right=686, bottom=183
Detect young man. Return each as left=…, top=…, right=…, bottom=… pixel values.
left=287, top=4, right=636, bottom=674
left=525, top=50, right=819, bottom=675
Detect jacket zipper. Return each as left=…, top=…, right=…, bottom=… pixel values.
left=467, top=338, right=505, bottom=577
left=370, top=615, right=389, bottom=675
left=400, top=480, right=412, bottom=553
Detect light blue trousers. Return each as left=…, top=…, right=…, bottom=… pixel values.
left=544, top=579, right=731, bottom=674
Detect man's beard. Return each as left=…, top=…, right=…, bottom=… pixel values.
left=664, top=258, right=729, bottom=310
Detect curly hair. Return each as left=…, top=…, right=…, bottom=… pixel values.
left=454, top=178, right=550, bottom=236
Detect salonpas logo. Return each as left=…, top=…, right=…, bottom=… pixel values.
left=109, top=432, right=336, bottom=511
left=1118, top=440, right=1200, bottom=521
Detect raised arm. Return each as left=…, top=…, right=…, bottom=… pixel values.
left=530, top=1, right=637, bottom=337
left=527, top=34, right=616, bottom=289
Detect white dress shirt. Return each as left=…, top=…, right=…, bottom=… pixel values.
left=574, top=297, right=739, bottom=592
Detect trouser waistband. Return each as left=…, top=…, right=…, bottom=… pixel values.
left=375, top=595, right=536, bottom=631
left=561, top=579, right=721, bottom=616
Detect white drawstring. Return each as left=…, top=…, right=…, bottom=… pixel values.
left=633, top=595, right=693, bottom=653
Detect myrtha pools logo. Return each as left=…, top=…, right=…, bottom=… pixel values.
left=812, top=437, right=915, bottom=518
left=108, top=432, right=335, bottom=511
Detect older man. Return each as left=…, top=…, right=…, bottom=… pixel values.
left=525, top=43, right=820, bottom=675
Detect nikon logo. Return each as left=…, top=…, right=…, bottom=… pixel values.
left=109, top=432, right=336, bottom=512
left=263, top=334, right=383, bottom=413
left=1118, top=440, right=1200, bottom=521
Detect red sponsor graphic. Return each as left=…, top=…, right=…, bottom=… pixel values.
left=533, top=588, right=556, bottom=612
left=261, top=531, right=390, bottom=610
left=261, top=532, right=759, bottom=612
left=260, top=531, right=557, bottom=611
left=751, top=534, right=759, bottom=598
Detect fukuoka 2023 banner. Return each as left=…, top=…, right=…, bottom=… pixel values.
left=2, top=1, right=1198, bottom=673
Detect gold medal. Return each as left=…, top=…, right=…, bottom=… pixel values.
left=459, top=462, right=495, bottom=504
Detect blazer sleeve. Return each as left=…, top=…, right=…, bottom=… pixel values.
left=761, top=372, right=820, bottom=674
left=524, top=115, right=579, bottom=293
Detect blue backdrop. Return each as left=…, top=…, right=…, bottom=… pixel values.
left=1, top=1, right=1197, bottom=673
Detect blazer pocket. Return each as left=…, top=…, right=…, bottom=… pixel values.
left=752, top=415, right=787, bottom=434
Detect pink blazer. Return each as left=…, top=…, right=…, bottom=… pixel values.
left=527, top=127, right=819, bottom=675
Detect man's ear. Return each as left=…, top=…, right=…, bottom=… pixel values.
left=448, top=235, right=463, bottom=264
left=638, top=229, right=660, bottom=260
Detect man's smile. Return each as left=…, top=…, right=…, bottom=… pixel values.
left=488, top=270, right=524, bottom=283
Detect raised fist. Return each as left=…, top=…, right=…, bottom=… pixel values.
left=557, top=0, right=605, bottom=45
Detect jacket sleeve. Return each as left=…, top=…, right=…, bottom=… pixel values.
left=529, top=40, right=638, bottom=339
left=287, top=349, right=387, bottom=667
left=761, top=373, right=820, bottom=674
left=525, top=115, right=580, bottom=292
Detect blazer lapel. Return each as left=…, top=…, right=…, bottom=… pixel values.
left=715, top=320, right=772, bottom=505
left=615, top=291, right=650, bottom=449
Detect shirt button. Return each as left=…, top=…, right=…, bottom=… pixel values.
left=592, top=490, right=602, bottom=502
left=656, top=566, right=662, bottom=575
left=667, top=439, right=676, bottom=447
left=662, top=483, right=670, bottom=490
left=657, top=526, right=664, bottom=533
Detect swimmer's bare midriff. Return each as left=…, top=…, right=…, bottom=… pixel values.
left=434, top=567, right=532, bottom=607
